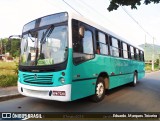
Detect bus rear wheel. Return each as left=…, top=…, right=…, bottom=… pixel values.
left=91, top=77, right=106, bottom=102
left=131, top=72, right=137, bottom=87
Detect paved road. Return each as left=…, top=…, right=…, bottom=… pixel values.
left=0, top=71, right=160, bottom=112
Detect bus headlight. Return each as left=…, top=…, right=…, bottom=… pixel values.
left=59, top=77, right=65, bottom=84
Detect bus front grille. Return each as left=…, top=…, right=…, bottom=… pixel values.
left=23, top=74, right=53, bottom=85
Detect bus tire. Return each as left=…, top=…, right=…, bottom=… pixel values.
left=91, top=77, right=106, bottom=102
left=131, top=72, right=137, bottom=87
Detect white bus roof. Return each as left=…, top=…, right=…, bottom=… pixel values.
left=27, top=11, right=143, bottom=51
left=67, top=11, right=144, bottom=51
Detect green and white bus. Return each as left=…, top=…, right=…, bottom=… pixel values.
left=17, top=11, right=145, bottom=102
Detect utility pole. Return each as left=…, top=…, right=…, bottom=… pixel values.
left=152, top=37, right=155, bottom=71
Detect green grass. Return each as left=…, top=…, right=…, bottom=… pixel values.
left=0, top=61, right=18, bottom=87
left=0, top=61, right=17, bottom=70
left=0, top=75, right=17, bottom=87
left=145, top=64, right=152, bottom=71
left=145, top=63, right=159, bottom=72
left=0, top=69, right=15, bottom=75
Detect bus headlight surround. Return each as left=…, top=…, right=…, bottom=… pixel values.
left=59, top=77, right=65, bottom=84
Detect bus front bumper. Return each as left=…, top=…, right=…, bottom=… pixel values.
left=18, top=82, right=71, bottom=102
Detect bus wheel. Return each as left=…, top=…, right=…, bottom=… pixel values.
left=131, top=72, right=137, bottom=87
left=91, top=77, right=105, bottom=102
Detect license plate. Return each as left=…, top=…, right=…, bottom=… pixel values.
left=52, top=91, right=66, bottom=96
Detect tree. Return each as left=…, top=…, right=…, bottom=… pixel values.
left=1, top=38, right=8, bottom=54
left=10, top=39, right=20, bottom=57
left=0, top=38, right=20, bottom=57
left=155, top=59, right=159, bottom=66
left=108, top=0, right=160, bottom=11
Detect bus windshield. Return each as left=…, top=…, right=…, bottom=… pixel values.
left=20, top=13, right=68, bottom=66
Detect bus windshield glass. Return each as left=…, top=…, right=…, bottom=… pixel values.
left=20, top=13, right=68, bottom=66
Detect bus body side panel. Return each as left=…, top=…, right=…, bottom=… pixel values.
left=71, top=53, right=145, bottom=100
left=131, top=60, right=145, bottom=80
left=138, top=71, right=145, bottom=80
left=108, top=57, right=145, bottom=89
left=137, top=61, right=145, bottom=80
left=109, top=73, right=134, bottom=89
left=109, top=57, right=133, bottom=89
left=71, top=55, right=111, bottom=101
left=71, top=79, right=96, bottom=100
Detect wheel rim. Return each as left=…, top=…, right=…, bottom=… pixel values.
left=134, top=74, right=137, bottom=84
left=96, top=82, right=104, bottom=98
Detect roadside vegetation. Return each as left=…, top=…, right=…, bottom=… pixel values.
left=0, top=38, right=19, bottom=87
left=0, top=61, right=18, bottom=87
left=145, top=63, right=159, bottom=72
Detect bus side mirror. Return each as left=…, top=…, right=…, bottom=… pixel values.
left=8, top=35, right=21, bottom=41
left=79, top=26, right=85, bottom=38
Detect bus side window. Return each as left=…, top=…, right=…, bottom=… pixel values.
left=118, top=41, right=123, bottom=57
left=140, top=50, right=144, bottom=61
left=110, top=37, right=119, bottom=57
left=139, top=50, right=141, bottom=61
left=136, top=49, right=140, bottom=60
left=96, top=31, right=100, bottom=54
left=142, top=51, right=144, bottom=61
left=72, top=19, right=80, bottom=52
left=134, top=48, right=136, bottom=60
left=72, top=20, right=94, bottom=64
left=106, top=34, right=110, bottom=55
left=97, top=32, right=108, bottom=55
left=82, top=30, right=94, bottom=54
left=127, top=45, right=131, bottom=59
left=130, top=46, right=135, bottom=60
left=138, top=49, right=141, bottom=61
left=122, top=42, right=128, bottom=58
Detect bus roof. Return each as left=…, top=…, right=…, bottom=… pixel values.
left=23, top=10, right=143, bottom=51
left=68, top=11, right=144, bottom=51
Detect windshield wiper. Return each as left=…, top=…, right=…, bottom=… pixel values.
left=37, top=25, right=55, bottom=65
left=40, top=25, right=54, bottom=44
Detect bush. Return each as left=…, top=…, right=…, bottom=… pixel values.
left=0, top=61, right=16, bottom=70
left=13, top=62, right=18, bottom=75
left=145, top=63, right=159, bottom=71
left=0, top=75, right=17, bottom=87
left=145, top=64, right=151, bottom=71
left=0, top=61, right=18, bottom=87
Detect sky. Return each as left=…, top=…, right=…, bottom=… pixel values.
left=0, top=0, right=160, bottom=46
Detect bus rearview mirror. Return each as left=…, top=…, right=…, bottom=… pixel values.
left=79, top=26, right=85, bottom=38
left=8, top=35, right=22, bottom=41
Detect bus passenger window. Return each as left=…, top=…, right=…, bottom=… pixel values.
left=97, top=32, right=108, bottom=55
left=110, top=37, right=119, bottom=57
left=140, top=51, right=144, bottom=61
left=72, top=21, right=94, bottom=64
left=130, top=46, right=135, bottom=60
left=118, top=41, right=123, bottom=57
left=82, top=30, right=94, bottom=54
left=142, top=51, right=144, bottom=61
left=122, top=43, right=128, bottom=58
left=136, top=49, right=140, bottom=60
left=96, top=46, right=100, bottom=54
